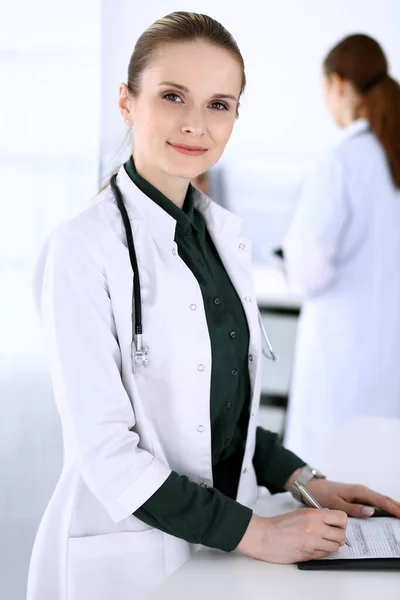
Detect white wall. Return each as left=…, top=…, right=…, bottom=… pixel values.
left=100, top=0, right=400, bottom=258
left=0, top=2, right=101, bottom=598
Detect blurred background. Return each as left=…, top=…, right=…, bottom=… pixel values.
left=1, top=1, right=399, bottom=598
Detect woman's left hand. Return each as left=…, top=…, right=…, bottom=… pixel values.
left=307, top=479, right=400, bottom=519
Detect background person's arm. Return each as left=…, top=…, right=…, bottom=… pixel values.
left=283, top=153, right=350, bottom=297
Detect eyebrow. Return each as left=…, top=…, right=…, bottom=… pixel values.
left=158, top=81, right=238, bottom=102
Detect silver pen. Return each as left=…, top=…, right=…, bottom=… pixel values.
left=293, top=480, right=351, bottom=548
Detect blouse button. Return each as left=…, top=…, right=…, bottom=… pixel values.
left=197, top=425, right=204, bottom=433
left=245, top=296, right=251, bottom=303
left=249, top=354, right=253, bottom=362
left=197, top=364, right=205, bottom=372
left=239, top=243, right=246, bottom=250
left=190, top=304, right=197, bottom=311
left=172, top=248, right=177, bottom=255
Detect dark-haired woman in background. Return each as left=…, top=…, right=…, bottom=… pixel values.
left=284, top=35, right=400, bottom=461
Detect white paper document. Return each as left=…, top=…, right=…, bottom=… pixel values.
left=324, top=517, right=400, bottom=560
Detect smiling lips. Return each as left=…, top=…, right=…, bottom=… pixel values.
left=167, top=142, right=207, bottom=156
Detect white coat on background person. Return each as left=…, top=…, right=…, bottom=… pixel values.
left=283, top=34, right=400, bottom=463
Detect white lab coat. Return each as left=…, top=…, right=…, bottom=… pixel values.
left=27, top=165, right=262, bottom=600
left=283, top=119, right=400, bottom=463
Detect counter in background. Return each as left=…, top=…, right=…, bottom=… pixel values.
left=252, top=263, right=302, bottom=314
left=252, top=265, right=302, bottom=434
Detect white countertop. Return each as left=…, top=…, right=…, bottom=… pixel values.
left=151, top=416, right=400, bottom=600
left=252, top=264, right=302, bottom=310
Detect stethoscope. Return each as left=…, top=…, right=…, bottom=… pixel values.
left=110, top=174, right=277, bottom=368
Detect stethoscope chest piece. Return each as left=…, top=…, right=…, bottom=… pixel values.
left=133, top=333, right=149, bottom=368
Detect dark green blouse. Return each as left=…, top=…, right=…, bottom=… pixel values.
left=124, top=157, right=305, bottom=551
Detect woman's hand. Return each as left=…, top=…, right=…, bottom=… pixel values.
left=307, top=479, right=400, bottom=519
left=236, top=509, right=347, bottom=564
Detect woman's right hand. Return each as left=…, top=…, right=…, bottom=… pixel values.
left=236, top=508, right=348, bottom=564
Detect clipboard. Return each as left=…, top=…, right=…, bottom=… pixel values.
left=298, top=558, right=400, bottom=571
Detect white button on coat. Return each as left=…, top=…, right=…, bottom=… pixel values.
left=283, top=119, right=400, bottom=461
left=27, top=164, right=262, bottom=600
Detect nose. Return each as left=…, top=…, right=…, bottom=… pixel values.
left=180, top=107, right=205, bottom=137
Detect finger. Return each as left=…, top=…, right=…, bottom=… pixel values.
left=373, top=496, right=400, bottom=518
left=321, top=508, right=348, bottom=528
left=322, top=524, right=346, bottom=545
left=303, top=550, right=330, bottom=561
left=312, top=550, right=331, bottom=560
left=366, top=496, right=400, bottom=519
left=338, top=501, right=376, bottom=519
left=349, top=487, right=400, bottom=518
left=384, top=496, right=400, bottom=508
left=315, top=539, right=341, bottom=554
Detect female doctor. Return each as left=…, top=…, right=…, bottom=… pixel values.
left=27, top=16, right=400, bottom=600
left=284, top=34, right=400, bottom=461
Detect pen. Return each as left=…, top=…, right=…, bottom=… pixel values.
left=293, top=480, right=351, bottom=548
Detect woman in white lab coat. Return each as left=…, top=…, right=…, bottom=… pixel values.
left=27, top=18, right=400, bottom=600
left=284, top=34, right=400, bottom=462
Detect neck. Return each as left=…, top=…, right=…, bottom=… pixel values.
left=342, top=97, right=363, bottom=127
left=134, top=153, right=189, bottom=209
left=341, top=109, right=358, bottom=128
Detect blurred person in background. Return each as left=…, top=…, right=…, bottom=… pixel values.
left=283, top=34, right=400, bottom=461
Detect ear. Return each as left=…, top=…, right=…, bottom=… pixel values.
left=118, top=83, right=133, bottom=125
left=236, top=101, right=241, bottom=119
left=330, top=72, right=346, bottom=96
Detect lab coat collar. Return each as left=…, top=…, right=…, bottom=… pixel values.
left=124, top=156, right=196, bottom=232
left=116, top=164, right=243, bottom=245
left=341, top=118, right=370, bottom=142
left=192, top=186, right=243, bottom=238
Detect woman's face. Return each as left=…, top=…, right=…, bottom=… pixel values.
left=123, top=40, right=242, bottom=181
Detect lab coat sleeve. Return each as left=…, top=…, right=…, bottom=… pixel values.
left=34, top=224, right=171, bottom=523
left=283, top=153, right=350, bottom=297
